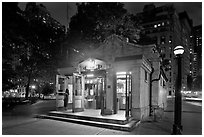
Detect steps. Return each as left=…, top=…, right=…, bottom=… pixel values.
left=36, top=111, right=140, bottom=131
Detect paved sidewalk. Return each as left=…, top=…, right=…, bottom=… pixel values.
left=2, top=99, right=202, bottom=135
left=129, top=100, right=174, bottom=135
left=129, top=98, right=202, bottom=135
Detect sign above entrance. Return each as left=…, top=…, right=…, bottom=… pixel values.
left=78, top=58, right=107, bottom=72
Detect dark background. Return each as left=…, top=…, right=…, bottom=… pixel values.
left=19, top=2, right=202, bottom=27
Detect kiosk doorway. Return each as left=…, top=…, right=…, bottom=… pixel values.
left=84, top=76, right=104, bottom=109
left=116, top=72, right=132, bottom=118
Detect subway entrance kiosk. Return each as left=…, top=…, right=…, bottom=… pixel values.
left=56, top=58, right=107, bottom=114
left=56, top=55, right=152, bottom=120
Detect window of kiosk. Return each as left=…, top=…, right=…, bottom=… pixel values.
left=117, top=74, right=126, bottom=105
left=85, top=78, right=98, bottom=101
left=68, top=84, right=73, bottom=103
left=116, top=72, right=132, bottom=109
left=75, top=77, right=82, bottom=96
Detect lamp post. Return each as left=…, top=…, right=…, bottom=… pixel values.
left=172, top=45, right=184, bottom=134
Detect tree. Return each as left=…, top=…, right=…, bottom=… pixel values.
left=21, top=3, right=66, bottom=98
left=69, top=2, right=142, bottom=49
left=41, top=83, right=54, bottom=96
left=2, top=2, right=26, bottom=91
left=2, top=2, right=66, bottom=98
left=187, top=74, right=193, bottom=91
left=193, top=75, right=202, bottom=91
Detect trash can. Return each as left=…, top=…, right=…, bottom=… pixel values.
left=56, top=93, right=64, bottom=109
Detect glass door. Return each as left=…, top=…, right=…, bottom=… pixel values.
left=116, top=72, right=132, bottom=119
left=84, top=77, right=103, bottom=109
left=72, top=74, right=84, bottom=112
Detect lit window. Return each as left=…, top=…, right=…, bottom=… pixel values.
left=162, top=22, right=165, bottom=26
left=154, top=25, right=157, bottom=28
left=158, top=24, right=161, bottom=27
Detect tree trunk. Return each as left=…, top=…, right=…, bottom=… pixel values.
left=25, top=73, right=31, bottom=99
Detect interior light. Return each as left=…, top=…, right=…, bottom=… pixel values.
left=87, top=74, right=94, bottom=77
left=87, top=59, right=96, bottom=70
left=116, top=72, right=126, bottom=75
left=90, top=80, right=93, bottom=83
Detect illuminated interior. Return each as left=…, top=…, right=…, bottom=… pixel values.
left=116, top=72, right=132, bottom=110
left=84, top=76, right=104, bottom=109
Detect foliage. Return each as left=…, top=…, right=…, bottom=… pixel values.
left=2, top=62, right=16, bottom=91
left=69, top=2, right=142, bottom=48
left=193, top=75, right=202, bottom=91
left=2, top=2, right=26, bottom=91
left=41, top=83, right=54, bottom=95
left=2, top=2, right=65, bottom=98
left=187, top=74, right=193, bottom=90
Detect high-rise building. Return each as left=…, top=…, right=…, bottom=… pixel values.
left=193, top=25, right=202, bottom=78
left=135, top=4, right=193, bottom=95
left=24, top=2, right=66, bottom=36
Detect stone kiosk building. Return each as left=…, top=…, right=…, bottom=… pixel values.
left=56, top=34, right=168, bottom=121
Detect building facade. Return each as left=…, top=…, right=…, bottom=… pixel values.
left=193, top=25, right=202, bottom=79
left=25, top=2, right=66, bottom=33
left=56, top=34, right=168, bottom=120
left=135, top=4, right=192, bottom=95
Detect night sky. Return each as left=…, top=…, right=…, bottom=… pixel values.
left=19, top=2, right=202, bottom=27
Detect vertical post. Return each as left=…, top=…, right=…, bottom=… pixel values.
left=172, top=54, right=183, bottom=134
left=127, top=75, right=130, bottom=118
left=130, top=75, right=132, bottom=116
left=149, top=68, right=153, bottom=116
left=72, top=75, right=75, bottom=113
left=81, top=75, right=85, bottom=109
left=56, top=75, right=59, bottom=94
left=113, top=72, right=117, bottom=114
left=125, top=74, right=129, bottom=119
left=101, top=72, right=106, bottom=115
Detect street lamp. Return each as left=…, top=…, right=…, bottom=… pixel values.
left=172, top=45, right=184, bottom=134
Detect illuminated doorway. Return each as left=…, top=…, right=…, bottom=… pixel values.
left=84, top=76, right=104, bottom=109
left=82, top=70, right=106, bottom=112
left=116, top=72, right=132, bottom=118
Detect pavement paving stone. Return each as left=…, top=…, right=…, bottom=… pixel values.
left=2, top=99, right=202, bottom=135
left=3, top=119, right=106, bottom=135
